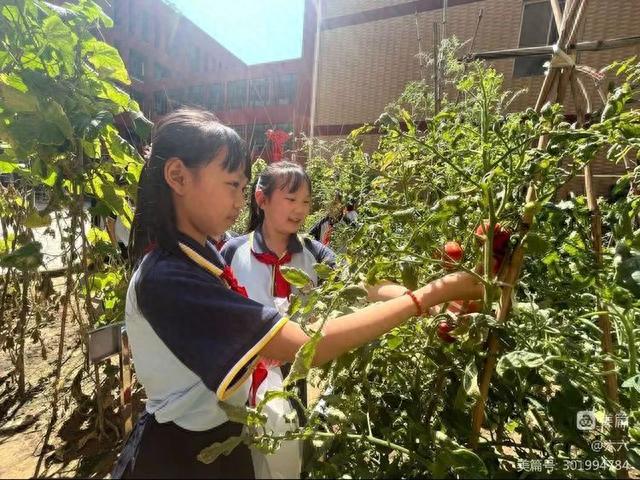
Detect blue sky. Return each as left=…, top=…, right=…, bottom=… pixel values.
left=169, top=0, right=305, bottom=65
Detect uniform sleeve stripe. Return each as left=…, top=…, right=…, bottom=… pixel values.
left=216, top=315, right=289, bottom=401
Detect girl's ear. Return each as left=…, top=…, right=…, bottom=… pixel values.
left=164, top=157, right=189, bottom=195
left=255, top=188, right=266, bottom=208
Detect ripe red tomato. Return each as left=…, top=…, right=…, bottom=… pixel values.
left=442, top=241, right=464, bottom=270
left=474, top=221, right=511, bottom=258
left=437, top=321, right=456, bottom=343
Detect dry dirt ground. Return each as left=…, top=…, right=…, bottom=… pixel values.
left=0, top=281, right=130, bottom=479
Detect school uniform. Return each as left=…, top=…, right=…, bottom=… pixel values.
left=309, top=209, right=357, bottom=245
left=211, top=230, right=238, bottom=251
left=221, top=227, right=335, bottom=479
left=112, top=232, right=288, bottom=479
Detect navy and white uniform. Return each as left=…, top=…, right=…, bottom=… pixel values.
left=112, top=232, right=288, bottom=478
left=221, top=227, right=335, bottom=478
left=222, top=227, right=335, bottom=312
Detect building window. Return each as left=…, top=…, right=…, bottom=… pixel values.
left=514, top=0, right=563, bottom=77
left=207, top=83, right=225, bottom=111
left=128, top=1, right=135, bottom=34
left=191, top=47, right=201, bottom=72
left=154, top=91, right=168, bottom=116
left=154, top=62, right=170, bottom=80
left=248, top=123, right=269, bottom=155
left=113, top=0, right=124, bottom=26
left=187, top=85, right=206, bottom=106
left=131, top=90, right=145, bottom=110
left=154, top=23, right=162, bottom=49
left=273, top=74, right=296, bottom=105
left=142, top=16, right=150, bottom=42
left=227, top=80, right=247, bottom=109
left=249, top=78, right=269, bottom=107
left=129, top=49, right=146, bottom=81
left=167, top=88, right=186, bottom=109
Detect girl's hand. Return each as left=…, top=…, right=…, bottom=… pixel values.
left=416, top=271, right=483, bottom=312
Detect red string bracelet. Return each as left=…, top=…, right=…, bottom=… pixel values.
left=404, top=290, right=423, bottom=316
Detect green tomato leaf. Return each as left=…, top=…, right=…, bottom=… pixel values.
left=197, top=435, right=245, bottom=465
left=280, top=266, right=312, bottom=289
left=497, top=351, right=546, bottom=376
left=463, top=359, right=481, bottom=400
left=313, top=262, right=333, bottom=280
left=622, top=374, right=640, bottom=393
left=283, top=331, right=321, bottom=387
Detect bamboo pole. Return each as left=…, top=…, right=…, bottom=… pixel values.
left=469, top=0, right=587, bottom=449
left=550, top=0, right=563, bottom=31
left=469, top=35, right=640, bottom=60
left=434, top=21, right=440, bottom=112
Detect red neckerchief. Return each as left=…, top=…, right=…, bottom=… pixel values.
left=251, top=250, right=293, bottom=298
left=213, top=238, right=226, bottom=250
left=249, top=360, right=268, bottom=407
left=219, top=266, right=248, bottom=298
left=321, top=224, right=333, bottom=245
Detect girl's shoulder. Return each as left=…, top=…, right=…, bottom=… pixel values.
left=299, top=234, right=336, bottom=266
left=220, top=233, right=251, bottom=264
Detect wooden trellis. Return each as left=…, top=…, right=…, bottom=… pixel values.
left=466, top=1, right=640, bottom=477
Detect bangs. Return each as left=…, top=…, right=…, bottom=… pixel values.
left=219, top=125, right=251, bottom=179
left=276, top=167, right=311, bottom=195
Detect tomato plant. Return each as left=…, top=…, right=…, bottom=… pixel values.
left=230, top=48, right=640, bottom=478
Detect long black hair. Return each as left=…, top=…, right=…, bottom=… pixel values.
left=246, top=161, right=312, bottom=233
left=129, top=108, right=250, bottom=264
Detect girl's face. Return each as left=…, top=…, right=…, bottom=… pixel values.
left=167, top=146, right=248, bottom=242
left=258, top=180, right=311, bottom=235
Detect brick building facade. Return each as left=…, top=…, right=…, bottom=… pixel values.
left=101, top=0, right=318, bottom=159
left=311, top=0, right=640, bottom=196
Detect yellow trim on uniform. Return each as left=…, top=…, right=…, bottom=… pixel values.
left=178, top=242, right=224, bottom=278
left=223, top=356, right=259, bottom=398
left=216, top=315, right=289, bottom=401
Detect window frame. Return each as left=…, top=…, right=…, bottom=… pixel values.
left=513, top=0, right=563, bottom=78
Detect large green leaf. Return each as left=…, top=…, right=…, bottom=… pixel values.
left=83, top=38, right=129, bottom=85
left=43, top=14, right=76, bottom=50
left=41, top=99, right=74, bottom=141
left=0, top=84, right=38, bottom=112
left=0, top=241, right=43, bottom=271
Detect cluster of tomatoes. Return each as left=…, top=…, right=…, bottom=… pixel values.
left=436, top=222, right=511, bottom=343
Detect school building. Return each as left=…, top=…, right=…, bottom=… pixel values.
left=310, top=0, right=640, bottom=196
left=100, top=0, right=318, bottom=159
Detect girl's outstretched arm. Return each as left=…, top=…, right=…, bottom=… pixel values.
left=260, top=271, right=482, bottom=366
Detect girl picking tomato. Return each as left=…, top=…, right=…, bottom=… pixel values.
left=112, top=108, right=482, bottom=478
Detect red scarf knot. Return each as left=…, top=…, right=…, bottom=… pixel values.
left=220, top=266, right=248, bottom=298
left=252, top=251, right=293, bottom=298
